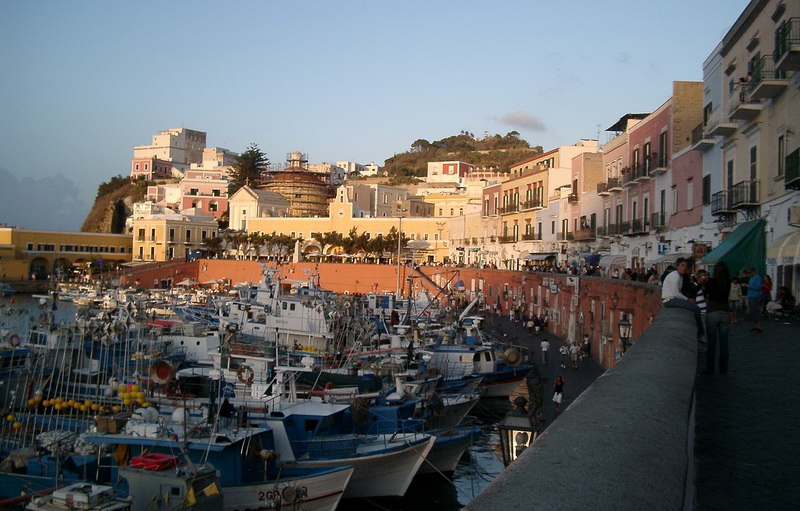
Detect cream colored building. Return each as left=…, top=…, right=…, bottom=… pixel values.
left=246, top=185, right=450, bottom=263
left=228, top=186, right=291, bottom=232
left=0, top=226, right=132, bottom=280
left=130, top=204, right=218, bottom=262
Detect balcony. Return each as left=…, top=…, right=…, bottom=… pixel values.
left=596, top=224, right=620, bottom=237
left=499, top=204, right=520, bottom=215
left=521, top=198, right=544, bottom=210
left=748, top=55, right=788, bottom=100
left=774, top=17, right=800, bottom=72
left=597, top=182, right=611, bottom=196
left=651, top=211, right=667, bottom=231
left=556, top=232, right=573, bottom=241
left=705, top=105, right=737, bottom=137
left=691, top=123, right=716, bottom=151
left=730, top=179, right=760, bottom=209
left=728, top=84, right=762, bottom=121
left=498, top=235, right=516, bottom=243
left=522, top=232, right=542, bottom=241
left=618, top=221, right=632, bottom=235
left=711, top=190, right=736, bottom=216
left=785, top=148, right=800, bottom=190
left=635, top=163, right=653, bottom=182
left=649, top=153, right=668, bottom=176
left=607, top=177, right=623, bottom=192
left=621, top=168, right=638, bottom=188
left=567, top=193, right=579, bottom=204
left=574, top=227, right=596, bottom=241
left=627, top=217, right=651, bottom=236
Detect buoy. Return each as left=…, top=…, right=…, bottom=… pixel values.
left=8, top=334, right=20, bottom=347
left=237, top=365, right=255, bottom=385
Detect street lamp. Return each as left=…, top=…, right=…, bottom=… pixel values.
left=396, top=207, right=408, bottom=298
left=497, top=396, right=537, bottom=466
left=618, top=313, right=632, bottom=353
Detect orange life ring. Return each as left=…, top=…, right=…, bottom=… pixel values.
left=8, top=334, right=20, bottom=347
left=237, top=366, right=255, bottom=385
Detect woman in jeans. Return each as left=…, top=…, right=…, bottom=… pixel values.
left=703, top=262, right=732, bottom=375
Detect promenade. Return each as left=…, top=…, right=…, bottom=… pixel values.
left=694, top=316, right=800, bottom=510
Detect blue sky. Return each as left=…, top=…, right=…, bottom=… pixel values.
left=0, top=0, right=750, bottom=230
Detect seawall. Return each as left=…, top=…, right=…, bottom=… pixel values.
left=465, top=307, right=697, bottom=510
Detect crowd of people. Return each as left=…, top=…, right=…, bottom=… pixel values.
left=660, top=258, right=795, bottom=376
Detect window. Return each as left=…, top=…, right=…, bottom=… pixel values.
left=643, top=142, right=651, bottom=172
left=169, top=228, right=175, bottom=242
left=750, top=146, right=757, bottom=179
left=424, top=233, right=429, bottom=240
left=703, top=103, right=712, bottom=126
left=185, top=229, right=191, bottom=242
left=190, top=188, right=198, bottom=195
left=778, top=135, right=785, bottom=176
left=450, top=208, right=454, bottom=216
left=687, top=180, right=694, bottom=210
left=633, top=148, right=640, bottom=170
left=383, top=193, right=388, bottom=204
left=27, top=243, right=33, bottom=250
left=150, top=228, right=156, bottom=241
left=727, top=160, right=734, bottom=190
left=702, top=175, right=711, bottom=205
left=551, top=221, right=555, bottom=235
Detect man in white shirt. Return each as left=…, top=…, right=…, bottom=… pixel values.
left=662, top=257, right=704, bottom=341
left=540, top=339, right=550, bottom=365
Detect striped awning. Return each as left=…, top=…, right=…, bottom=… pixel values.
left=767, top=231, right=800, bottom=265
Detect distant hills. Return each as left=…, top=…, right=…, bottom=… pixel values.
left=380, top=131, right=542, bottom=182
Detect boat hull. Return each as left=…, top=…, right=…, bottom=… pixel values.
left=287, top=435, right=435, bottom=499
left=418, top=426, right=479, bottom=476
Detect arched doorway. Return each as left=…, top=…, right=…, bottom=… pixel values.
left=30, top=257, right=49, bottom=280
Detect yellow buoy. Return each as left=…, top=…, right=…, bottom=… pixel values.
left=142, top=402, right=151, bottom=408
left=112, top=405, right=121, bottom=413
left=12, top=422, right=21, bottom=429
left=131, top=384, right=140, bottom=392
left=91, top=404, right=100, bottom=411
left=28, top=399, right=36, bottom=406
left=6, top=414, right=15, bottom=422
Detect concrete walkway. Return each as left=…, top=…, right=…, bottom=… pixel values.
left=694, top=316, right=800, bottom=510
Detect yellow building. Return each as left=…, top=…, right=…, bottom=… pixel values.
left=130, top=204, right=219, bottom=263
left=0, top=226, right=132, bottom=280
left=246, top=185, right=451, bottom=263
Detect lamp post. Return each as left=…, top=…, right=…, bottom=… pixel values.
left=618, top=313, right=632, bottom=353
left=497, top=396, right=537, bottom=466
left=396, top=207, right=407, bottom=298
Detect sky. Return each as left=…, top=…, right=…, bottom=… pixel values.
left=0, top=0, right=751, bottom=231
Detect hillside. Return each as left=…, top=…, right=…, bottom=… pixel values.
left=380, top=131, right=543, bottom=182
left=81, top=178, right=147, bottom=233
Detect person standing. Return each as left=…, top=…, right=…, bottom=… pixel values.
left=728, top=277, right=743, bottom=323
left=703, top=262, right=732, bottom=375
left=569, top=343, right=580, bottom=368
left=761, top=275, right=773, bottom=316
left=540, top=338, right=550, bottom=365
left=559, top=343, right=569, bottom=368
left=553, top=375, right=564, bottom=411
left=581, top=334, right=591, bottom=360
left=743, top=267, right=763, bottom=333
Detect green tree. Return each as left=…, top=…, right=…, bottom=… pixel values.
left=202, top=236, right=223, bottom=258
left=229, top=143, right=269, bottom=194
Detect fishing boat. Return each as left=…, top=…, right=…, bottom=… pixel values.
left=0, top=283, right=17, bottom=297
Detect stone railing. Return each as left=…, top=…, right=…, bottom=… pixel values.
left=465, top=307, right=697, bottom=511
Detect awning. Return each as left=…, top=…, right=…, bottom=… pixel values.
left=649, top=252, right=693, bottom=265
left=584, top=253, right=602, bottom=266
left=523, top=252, right=557, bottom=261
left=598, top=254, right=626, bottom=269
left=767, top=230, right=800, bottom=265
left=701, top=219, right=765, bottom=277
